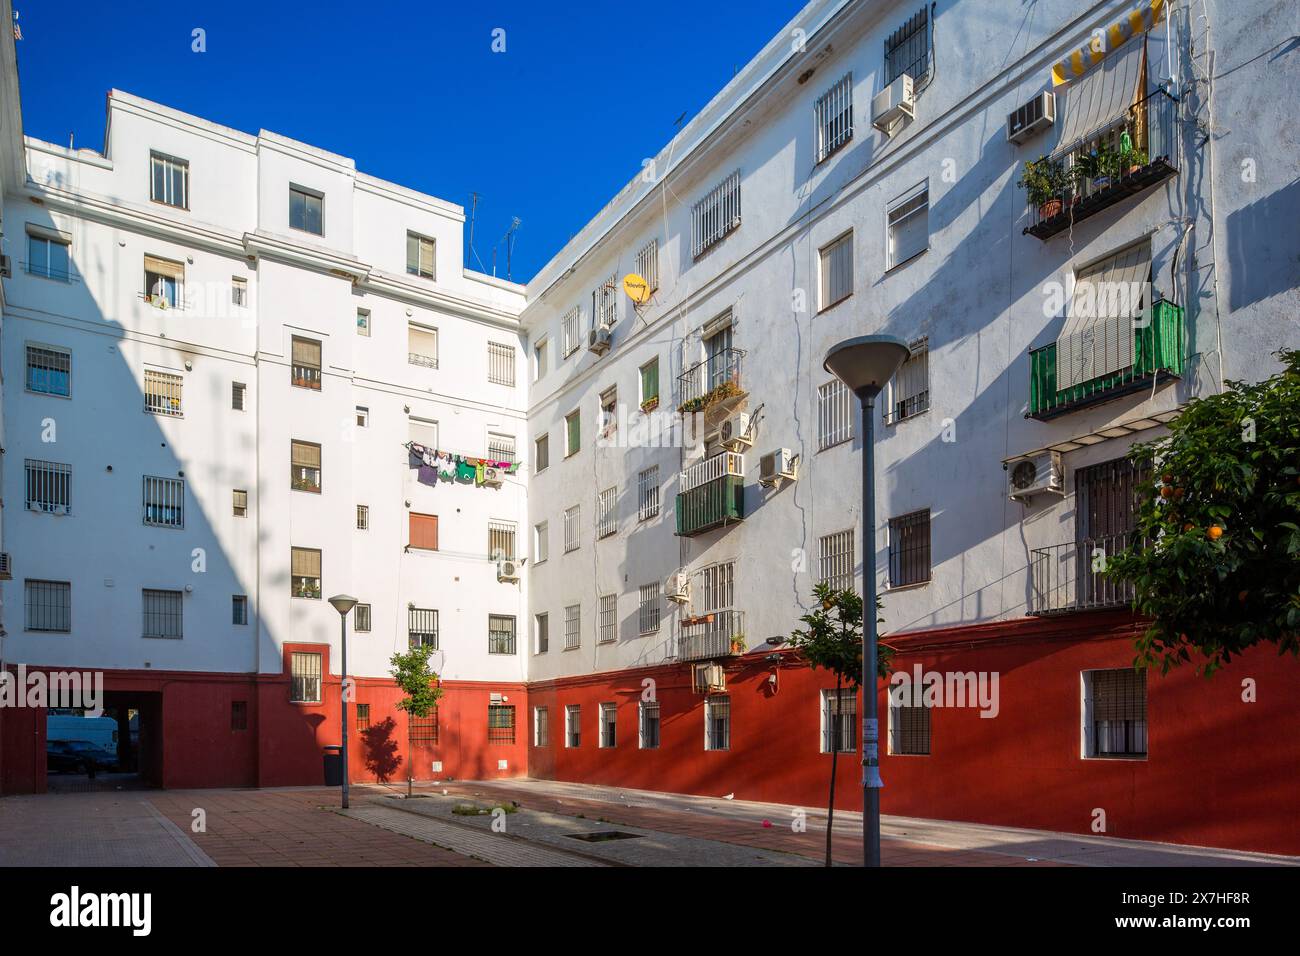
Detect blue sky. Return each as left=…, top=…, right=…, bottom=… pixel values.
left=14, top=0, right=800, bottom=282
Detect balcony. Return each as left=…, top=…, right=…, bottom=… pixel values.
left=1023, top=89, right=1178, bottom=241
left=1029, top=534, right=1135, bottom=615
left=676, top=454, right=745, bottom=537
left=678, top=347, right=746, bottom=413
left=679, top=609, right=745, bottom=662
left=1028, top=299, right=1183, bottom=420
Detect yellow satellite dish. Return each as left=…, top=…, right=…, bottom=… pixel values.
left=623, top=273, right=651, bottom=305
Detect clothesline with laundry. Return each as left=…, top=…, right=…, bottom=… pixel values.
left=404, top=441, right=523, bottom=488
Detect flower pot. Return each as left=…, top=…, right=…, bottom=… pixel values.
left=1038, top=198, right=1063, bottom=220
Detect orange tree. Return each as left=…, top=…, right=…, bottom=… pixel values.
left=390, top=644, right=444, bottom=796
left=1106, top=350, right=1300, bottom=675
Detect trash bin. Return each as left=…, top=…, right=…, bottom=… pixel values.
left=322, top=745, right=343, bottom=786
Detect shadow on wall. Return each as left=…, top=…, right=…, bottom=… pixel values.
left=1224, top=177, right=1300, bottom=312
left=361, top=716, right=403, bottom=783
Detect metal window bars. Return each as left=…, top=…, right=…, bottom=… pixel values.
left=818, top=379, right=854, bottom=449
left=290, top=652, right=322, bottom=703
left=884, top=6, right=930, bottom=85
left=678, top=346, right=745, bottom=408
left=883, top=337, right=930, bottom=425
left=487, top=434, right=516, bottom=463
left=25, top=579, right=71, bottom=632
left=635, top=239, right=659, bottom=293
left=679, top=609, right=744, bottom=662
left=488, top=520, right=517, bottom=561
left=1029, top=533, right=1137, bottom=614
left=819, top=529, right=855, bottom=593
left=26, top=345, right=71, bottom=396
left=814, top=72, right=854, bottom=163
left=564, top=605, right=580, bottom=650
left=564, top=505, right=580, bottom=552
left=488, top=615, right=516, bottom=655
left=488, top=705, right=516, bottom=743
left=638, top=583, right=661, bottom=635
left=824, top=689, right=857, bottom=753
left=142, top=476, right=185, bottom=529
left=487, top=341, right=516, bottom=386
left=143, top=369, right=184, bottom=416
left=691, top=170, right=741, bottom=259
left=408, top=326, right=439, bottom=368
left=640, top=701, right=661, bottom=749
left=887, top=509, right=931, bottom=587
left=409, top=608, right=439, bottom=649
left=890, top=702, right=931, bottom=754
left=142, top=588, right=183, bottom=639
left=638, top=466, right=660, bottom=520
left=705, top=696, right=731, bottom=751
left=599, top=703, right=617, bottom=748
left=597, top=488, right=617, bottom=539
left=25, top=459, right=71, bottom=513
left=598, top=594, right=617, bottom=644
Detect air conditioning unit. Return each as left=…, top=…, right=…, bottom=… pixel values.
left=759, top=448, right=799, bottom=487
left=666, top=570, right=691, bottom=605
left=0, top=552, right=11, bottom=580
left=871, top=73, right=914, bottom=134
left=717, top=412, right=752, bottom=450
left=482, top=466, right=504, bottom=488
left=496, top=558, right=521, bottom=583
left=692, top=663, right=726, bottom=694
left=1007, top=91, right=1056, bottom=145
left=0, top=255, right=11, bottom=278
left=1007, top=450, right=1064, bottom=501
left=588, top=326, right=612, bottom=356
left=489, top=692, right=503, bottom=703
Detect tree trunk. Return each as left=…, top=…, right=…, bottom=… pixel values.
left=407, top=712, right=414, bottom=798
left=826, top=673, right=841, bottom=867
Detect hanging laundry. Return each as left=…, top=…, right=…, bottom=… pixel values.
left=455, top=458, right=476, bottom=482
left=417, top=464, right=438, bottom=486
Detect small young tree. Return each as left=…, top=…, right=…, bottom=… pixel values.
left=787, top=581, right=893, bottom=866
left=1106, top=350, right=1300, bottom=675
left=390, top=645, right=444, bottom=797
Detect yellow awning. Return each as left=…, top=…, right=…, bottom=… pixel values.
left=1052, top=0, right=1167, bottom=87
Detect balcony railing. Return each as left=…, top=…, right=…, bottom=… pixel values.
left=408, top=351, right=439, bottom=369
left=679, top=609, right=745, bottom=662
left=680, top=452, right=745, bottom=493
left=1024, top=89, right=1179, bottom=241
left=675, top=467, right=745, bottom=537
left=1029, top=533, right=1135, bottom=615
left=1028, top=299, right=1183, bottom=420
left=678, top=347, right=746, bottom=411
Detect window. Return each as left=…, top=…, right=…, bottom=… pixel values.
left=231, top=701, right=248, bottom=732
left=291, top=336, right=322, bottom=390
left=535, top=613, right=550, bottom=654
left=599, top=387, right=618, bottom=439
left=534, top=434, right=550, bottom=473
left=637, top=466, right=660, bottom=521
left=815, top=72, right=854, bottom=162
left=290, top=652, right=322, bottom=703
left=639, top=357, right=660, bottom=409
left=143, top=255, right=184, bottom=309
left=409, top=608, right=439, bottom=649
left=408, top=512, right=439, bottom=551
left=597, top=487, right=617, bottom=539
left=24, top=459, right=71, bottom=514
left=408, top=325, right=438, bottom=368
left=562, top=306, right=581, bottom=357
left=1084, top=669, right=1147, bottom=758
left=488, top=704, right=516, bottom=743
left=564, top=604, right=580, bottom=650
left=289, top=185, right=324, bottom=235
left=290, top=440, right=322, bottom=493
left=564, top=505, right=580, bottom=552
left=142, top=588, right=183, bottom=639
left=819, top=529, right=855, bottom=593
left=233, top=489, right=248, bottom=517
left=356, top=704, right=370, bottom=730
left=231, top=276, right=247, bottom=307
left=593, top=273, right=619, bottom=330
left=355, top=407, right=369, bottom=428
left=354, top=604, right=372, bottom=632
left=565, top=410, right=581, bottom=457
left=232, top=381, right=246, bottom=410
left=356, top=309, right=371, bottom=336
left=487, top=342, right=515, bottom=386
left=691, top=170, right=742, bottom=259
left=888, top=509, right=931, bottom=588
left=144, top=369, right=183, bottom=417
left=150, top=151, right=188, bottom=208
left=817, top=379, right=854, bottom=450
left=406, top=231, right=435, bottom=279
left=533, top=706, right=549, bottom=747
left=488, top=615, right=517, bottom=655
left=26, top=345, right=71, bottom=397
left=534, top=522, right=549, bottom=564
left=704, top=319, right=736, bottom=392
left=699, top=561, right=736, bottom=613
left=487, top=433, right=516, bottom=464
left=356, top=505, right=369, bottom=530
left=599, top=703, right=617, bottom=748
left=635, top=238, right=659, bottom=294
left=488, top=520, right=517, bottom=561
left=822, top=688, right=857, bottom=753
left=884, top=336, right=931, bottom=425
left=638, top=583, right=661, bottom=635
left=409, top=711, right=438, bottom=743
left=598, top=594, right=617, bottom=645
left=884, top=6, right=931, bottom=85
left=142, top=476, right=185, bottom=529
left=232, top=595, right=248, bottom=626
left=889, top=691, right=931, bottom=755
left=533, top=338, right=548, bottom=381
left=24, top=579, right=71, bottom=632
left=819, top=231, right=853, bottom=310
left=639, top=701, right=661, bottom=749
left=564, top=705, right=583, bottom=747
left=705, top=696, right=731, bottom=751
left=886, top=182, right=929, bottom=269
left=26, top=230, right=71, bottom=281
left=291, top=548, right=322, bottom=599
left=408, top=417, right=438, bottom=449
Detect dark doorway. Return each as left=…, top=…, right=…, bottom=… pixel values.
left=45, top=691, right=163, bottom=793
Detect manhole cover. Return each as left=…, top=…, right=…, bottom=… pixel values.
left=565, top=831, right=643, bottom=843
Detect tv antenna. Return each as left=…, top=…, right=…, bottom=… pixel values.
left=491, top=217, right=522, bottom=281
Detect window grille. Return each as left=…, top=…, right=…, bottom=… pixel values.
left=638, top=583, right=661, bottom=634
left=488, top=704, right=516, bottom=743
left=488, top=614, right=516, bottom=655
left=635, top=239, right=659, bottom=293
left=890, top=699, right=931, bottom=754
left=534, top=706, right=549, bottom=746
left=408, top=326, right=438, bottom=368
left=888, top=509, right=931, bottom=587
left=409, top=710, right=439, bottom=743
left=819, top=529, right=855, bottom=592
left=564, top=505, right=580, bottom=552
left=143, top=476, right=185, bottom=528
left=637, top=466, right=660, bottom=520
left=564, top=604, right=580, bottom=650
left=817, top=379, right=854, bottom=449
left=692, top=171, right=742, bottom=259
left=25, top=579, right=71, bottom=632
left=25, top=459, right=71, bottom=513
left=1086, top=669, right=1148, bottom=757
left=598, top=594, right=617, bottom=644
left=599, top=702, right=617, bottom=748
left=705, top=696, right=731, bottom=751
left=489, top=520, right=517, bottom=561
left=487, top=433, right=516, bottom=463
left=356, top=505, right=369, bottom=530
left=290, top=652, right=322, bottom=702
left=144, top=369, right=183, bottom=416
left=143, top=588, right=183, bottom=639
left=487, top=341, right=515, bottom=386
left=26, top=345, right=71, bottom=396
left=640, top=700, right=660, bottom=749
left=884, top=6, right=931, bottom=85
left=562, top=306, right=581, bottom=356
left=566, top=705, right=581, bottom=747
left=355, top=604, right=371, bottom=632
left=597, top=487, right=617, bottom=539
left=814, top=72, right=854, bottom=162
left=822, top=688, right=857, bottom=753
left=884, top=337, right=930, bottom=424
left=409, top=608, right=439, bottom=649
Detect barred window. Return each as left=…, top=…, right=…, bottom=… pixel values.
left=25, top=459, right=71, bottom=513
left=1085, top=668, right=1148, bottom=758
left=356, top=504, right=369, bottom=530
left=884, top=336, right=930, bottom=424
left=562, top=306, right=581, bottom=357
left=487, top=341, right=516, bottom=386
left=25, top=579, right=71, bottom=632
left=143, top=369, right=183, bottom=416
left=150, top=151, right=189, bottom=208
left=291, top=336, right=322, bottom=390
left=888, top=510, right=931, bottom=588
left=488, top=704, right=516, bottom=743
left=635, top=238, right=659, bottom=293
left=356, top=703, right=370, bottom=730
left=232, top=381, right=246, bottom=410
left=884, top=6, right=931, bottom=85
left=593, top=273, right=619, bottom=330
left=534, top=434, right=550, bottom=473
left=408, top=325, right=438, bottom=368
left=817, top=379, right=854, bottom=450
left=639, top=700, right=660, bottom=749
left=705, top=695, right=731, bottom=751
left=535, top=612, right=549, bottom=654
left=406, top=231, right=435, bottom=279
left=598, top=594, right=617, bottom=644
left=564, top=604, right=580, bottom=650
left=691, top=170, right=741, bottom=259
left=822, top=688, right=857, bottom=753
left=819, top=529, right=855, bottom=593
left=26, top=344, right=71, bottom=397
left=637, top=466, right=660, bottom=521
left=354, top=603, right=372, bottom=632
left=533, top=706, right=549, bottom=747
left=231, top=701, right=248, bottom=731
left=142, top=588, right=183, bottom=639
left=597, top=487, right=617, bottom=539
left=599, top=702, right=617, bottom=748
left=232, top=595, right=248, bottom=625
left=534, top=522, right=549, bottom=564
left=564, top=505, right=580, bottom=552
left=565, top=704, right=581, bottom=747
left=143, top=475, right=185, bottom=529
left=291, top=547, right=322, bottom=599
left=290, top=440, right=322, bottom=493
left=814, top=72, right=854, bottom=163
left=819, top=231, right=853, bottom=310
left=889, top=695, right=931, bottom=755
left=699, top=561, right=735, bottom=612
left=487, top=433, right=516, bottom=464
left=489, top=520, right=517, bottom=561
left=233, top=489, right=248, bottom=517
left=409, top=710, right=439, bottom=743
left=886, top=182, right=929, bottom=269
left=638, top=583, right=661, bottom=635
left=409, top=607, right=439, bottom=649
left=290, top=651, right=322, bottom=703
left=488, top=614, right=516, bottom=655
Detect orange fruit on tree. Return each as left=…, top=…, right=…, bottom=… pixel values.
left=1208, top=525, right=1223, bottom=540
left=1160, top=486, right=1174, bottom=498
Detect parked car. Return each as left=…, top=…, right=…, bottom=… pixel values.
left=46, top=739, right=118, bottom=775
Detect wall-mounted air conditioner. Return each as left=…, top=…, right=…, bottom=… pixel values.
left=666, top=570, right=691, bottom=604
left=1007, top=450, right=1064, bottom=501
left=717, top=412, right=752, bottom=450
left=871, top=74, right=914, bottom=134
left=588, top=326, right=612, bottom=356
left=759, top=448, right=799, bottom=487
left=496, top=558, right=521, bottom=583
left=691, top=663, right=726, bottom=694
left=482, top=466, right=504, bottom=488
left=1007, top=91, right=1056, bottom=145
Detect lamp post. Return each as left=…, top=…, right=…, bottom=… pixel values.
left=327, top=594, right=358, bottom=809
left=823, top=334, right=910, bottom=868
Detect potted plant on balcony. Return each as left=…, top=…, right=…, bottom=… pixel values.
left=730, top=633, right=746, bottom=654
left=1018, top=156, right=1068, bottom=220
left=1075, top=143, right=1121, bottom=192
left=640, top=396, right=659, bottom=413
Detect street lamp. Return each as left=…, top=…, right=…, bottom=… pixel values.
left=823, top=334, right=910, bottom=868
left=327, top=594, right=358, bottom=809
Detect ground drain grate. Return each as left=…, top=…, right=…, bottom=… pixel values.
left=566, top=830, right=643, bottom=843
